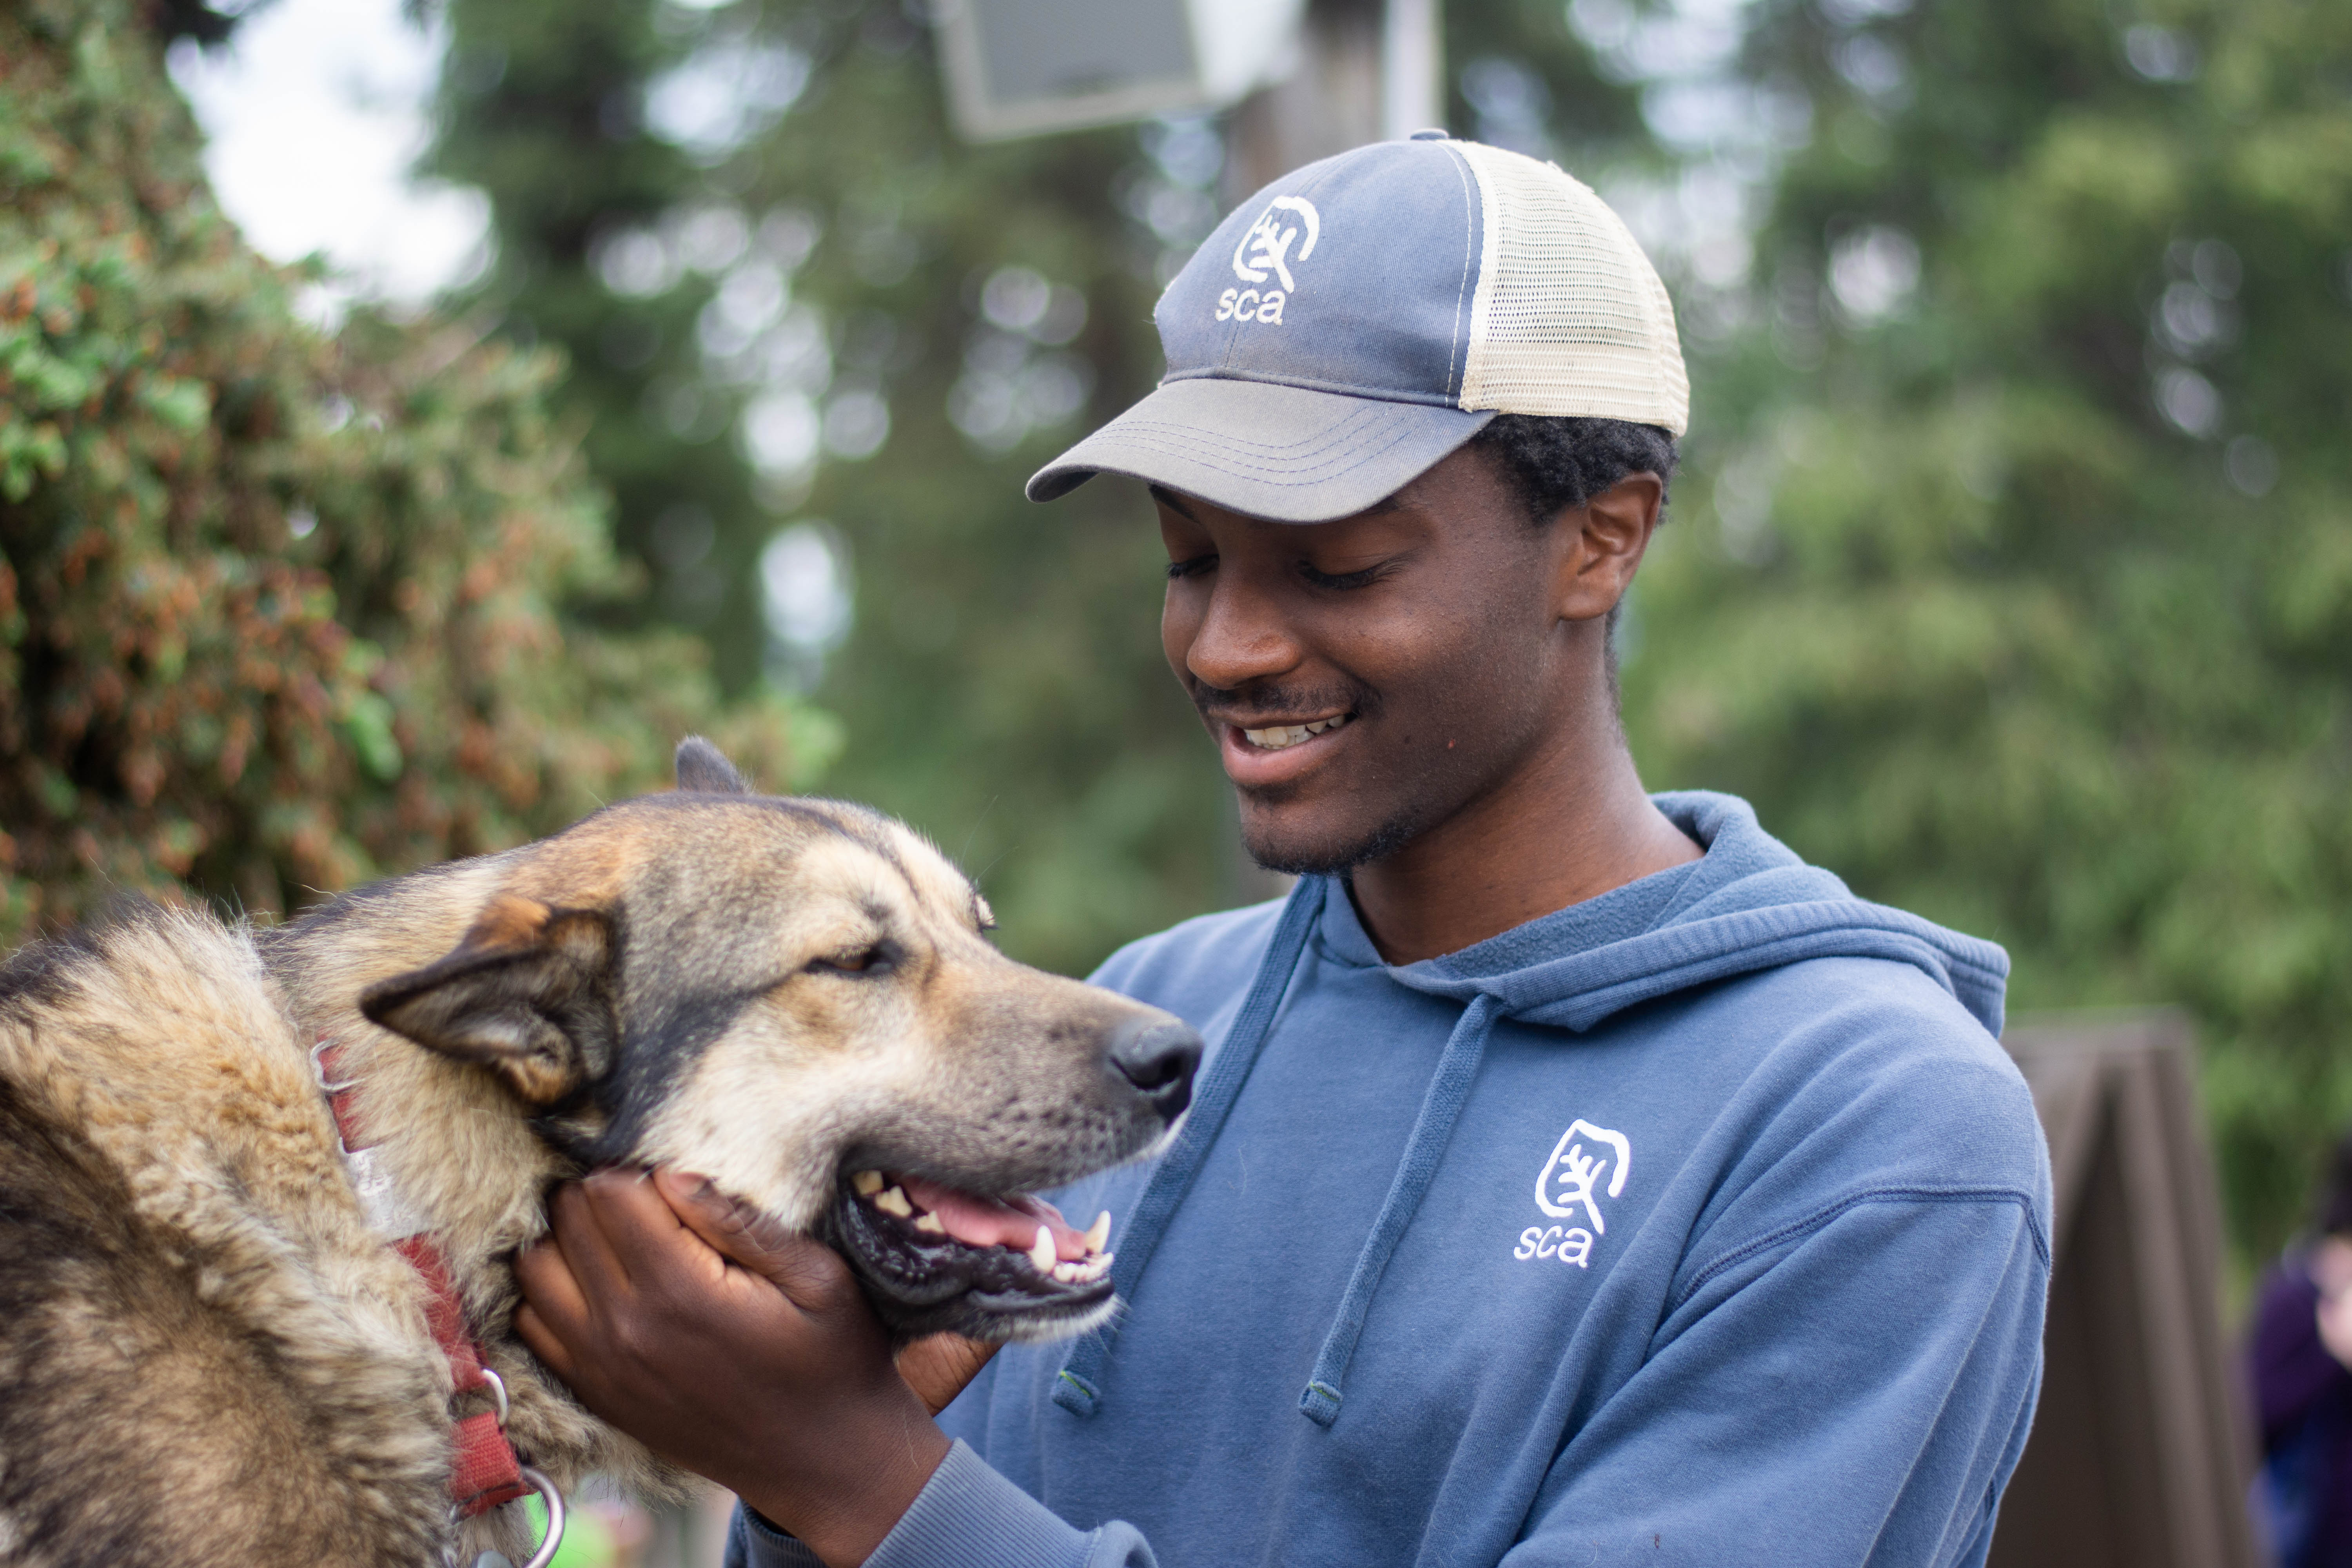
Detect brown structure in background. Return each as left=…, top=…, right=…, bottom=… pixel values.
left=1992, top=1013, right=2262, bottom=1568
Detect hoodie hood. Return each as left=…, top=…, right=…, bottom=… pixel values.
left=1383, top=791, right=2009, bottom=1037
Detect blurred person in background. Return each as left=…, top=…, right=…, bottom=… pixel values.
left=2252, top=1132, right=2352, bottom=1568
left=515, top=137, right=2053, bottom=1568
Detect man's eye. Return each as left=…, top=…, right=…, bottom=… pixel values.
left=1165, top=554, right=1216, bottom=580
left=1299, top=561, right=1390, bottom=590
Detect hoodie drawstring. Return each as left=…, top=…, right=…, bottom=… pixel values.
left=1297, top=990, right=1498, bottom=1426
left=1053, top=877, right=1324, bottom=1417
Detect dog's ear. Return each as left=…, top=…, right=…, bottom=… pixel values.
left=675, top=736, right=751, bottom=795
left=359, top=894, right=616, bottom=1106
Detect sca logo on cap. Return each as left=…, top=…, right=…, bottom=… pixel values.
left=1514, top=1120, right=1630, bottom=1270
left=1215, top=196, right=1320, bottom=328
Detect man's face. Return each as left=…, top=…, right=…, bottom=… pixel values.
left=1156, top=446, right=1616, bottom=875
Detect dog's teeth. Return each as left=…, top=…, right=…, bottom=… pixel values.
left=1074, top=1252, right=1111, bottom=1281
left=1083, top=1210, right=1112, bottom=1253
left=913, top=1212, right=944, bottom=1233
left=852, top=1170, right=885, bottom=1196
left=1028, top=1226, right=1056, bottom=1273
left=1052, top=1261, right=1081, bottom=1282
left=875, top=1186, right=913, bottom=1217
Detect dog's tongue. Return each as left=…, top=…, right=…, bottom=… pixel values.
left=898, top=1175, right=1092, bottom=1261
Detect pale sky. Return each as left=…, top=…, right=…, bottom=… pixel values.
left=167, top=0, right=488, bottom=315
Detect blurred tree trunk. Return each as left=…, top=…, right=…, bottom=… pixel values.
left=1224, top=0, right=1382, bottom=200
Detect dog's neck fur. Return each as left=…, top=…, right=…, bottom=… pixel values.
left=260, top=858, right=670, bottom=1500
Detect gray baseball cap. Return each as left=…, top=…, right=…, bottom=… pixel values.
left=1029, top=132, right=1689, bottom=524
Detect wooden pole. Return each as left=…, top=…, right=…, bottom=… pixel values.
left=1223, top=0, right=1405, bottom=203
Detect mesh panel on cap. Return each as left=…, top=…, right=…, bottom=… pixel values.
left=1454, top=143, right=1690, bottom=436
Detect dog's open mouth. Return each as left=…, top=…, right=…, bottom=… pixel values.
left=826, top=1167, right=1116, bottom=1342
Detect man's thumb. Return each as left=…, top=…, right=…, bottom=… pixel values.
left=653, top=1168, right=842, bottom=1297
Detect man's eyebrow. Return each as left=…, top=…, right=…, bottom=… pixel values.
left=1148, top=483, right=1200, bottom=521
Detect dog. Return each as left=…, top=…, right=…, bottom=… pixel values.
left=0, top=739, right=1201, bottom=1568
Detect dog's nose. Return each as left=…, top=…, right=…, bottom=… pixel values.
left=1108, top=1018, right=1203, bottom=1120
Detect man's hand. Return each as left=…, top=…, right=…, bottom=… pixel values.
left=895, top=1325, right=1003, bottom=1418
left=513, top=1169, right=996, bottom=1567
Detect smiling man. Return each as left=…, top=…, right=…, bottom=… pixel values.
left=515, top=136, right=2051, bottom=1568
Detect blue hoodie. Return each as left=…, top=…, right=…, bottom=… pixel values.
left=730, top=793, right=2052, bottom=1568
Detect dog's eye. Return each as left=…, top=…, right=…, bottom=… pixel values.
left=811, top=944, right=891, bottom=976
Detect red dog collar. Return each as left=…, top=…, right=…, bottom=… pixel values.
left=314, top=1038, right=531, bottom=1519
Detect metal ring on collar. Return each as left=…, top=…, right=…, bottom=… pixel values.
left=309, top=1037, right=358, bottom=1093
left=479, top=1366, right=509, bottom=1427
left=516, top=1466, right=566, bottom=1568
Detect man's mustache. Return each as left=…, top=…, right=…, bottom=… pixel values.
left=1189, top=680, right=1375, bottom=722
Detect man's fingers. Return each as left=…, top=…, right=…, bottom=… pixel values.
left=545, top=1176, right=640, bottom=1296
left=895, top=1332, right=1000, bottom=1417
left=512, top=1301, right=579, bottom=1383
left=514, top=1234, right=592, bottom=1333
left=653, top=1167, right=851, bottom=1305
left=577, top=1167, right=707, bottom=1283
left=513, top=1234, right=599, bottom=1387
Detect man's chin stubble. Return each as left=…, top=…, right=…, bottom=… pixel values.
left=1237, top=790, right=1432, bottom=878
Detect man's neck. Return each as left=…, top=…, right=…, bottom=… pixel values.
left=1347, top=735, right=1702, bottom=965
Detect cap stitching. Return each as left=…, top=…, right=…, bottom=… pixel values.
left=1063, top=415, right=1476, bottom=487
left=1440, top=144, right=1477, bottom=401
left=1108, top=405, right=1414, bottom=448
left=1094, top=410, right=1423, bottom=465
left=1158, top=366, right=1469, bottom=408
left=1091, top=419, right=1415, bottom=474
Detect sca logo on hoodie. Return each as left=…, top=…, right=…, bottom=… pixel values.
left=1515, top=1121, right=1630, bottom=1269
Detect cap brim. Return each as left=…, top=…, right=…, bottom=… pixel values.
left=1027, top=379, right=1495, bottom=524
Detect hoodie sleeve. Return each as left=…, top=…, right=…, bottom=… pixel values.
left=1502, top=1190, right=2047, bottom=1568
left=723, top=1441, right=1157, bottom=1568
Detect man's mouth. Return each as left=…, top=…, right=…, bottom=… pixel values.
left=826, top=1167, right=1116, bottom=1341
left=1237, top=712, right=1355, bottom=751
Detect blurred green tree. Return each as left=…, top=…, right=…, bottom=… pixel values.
left=0, top=0, right=824, bottom=937
left=426, top=0, right=1230, bottom=975
left=423, top=0, right=1644, bottom=977
left=1620, top=0, right=2352, bottom=1264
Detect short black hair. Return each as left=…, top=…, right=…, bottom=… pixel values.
left=1467, top=414, right=1679, bottom=527
left=1466, top=413, right=1679, bottom=685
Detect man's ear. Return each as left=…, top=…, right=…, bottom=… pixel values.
left=1555, top=473, right=1664, bottom=622
left=675, top=735, right=751, bottom=794
left=359, top=894, right=617, bottom=1106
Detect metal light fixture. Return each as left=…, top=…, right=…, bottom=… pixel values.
left=932, top=0, right=1305, bottom=142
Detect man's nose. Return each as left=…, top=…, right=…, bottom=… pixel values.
left=1183, top=574, right=1303, bottom=692
left=1107, top=1017, right=1203, bottom=1122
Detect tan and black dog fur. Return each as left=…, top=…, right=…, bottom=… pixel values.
left=0, top=740, right=1196, bottom=1567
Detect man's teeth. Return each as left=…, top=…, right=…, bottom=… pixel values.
left=1241, top=714, right=1352, bottom=751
